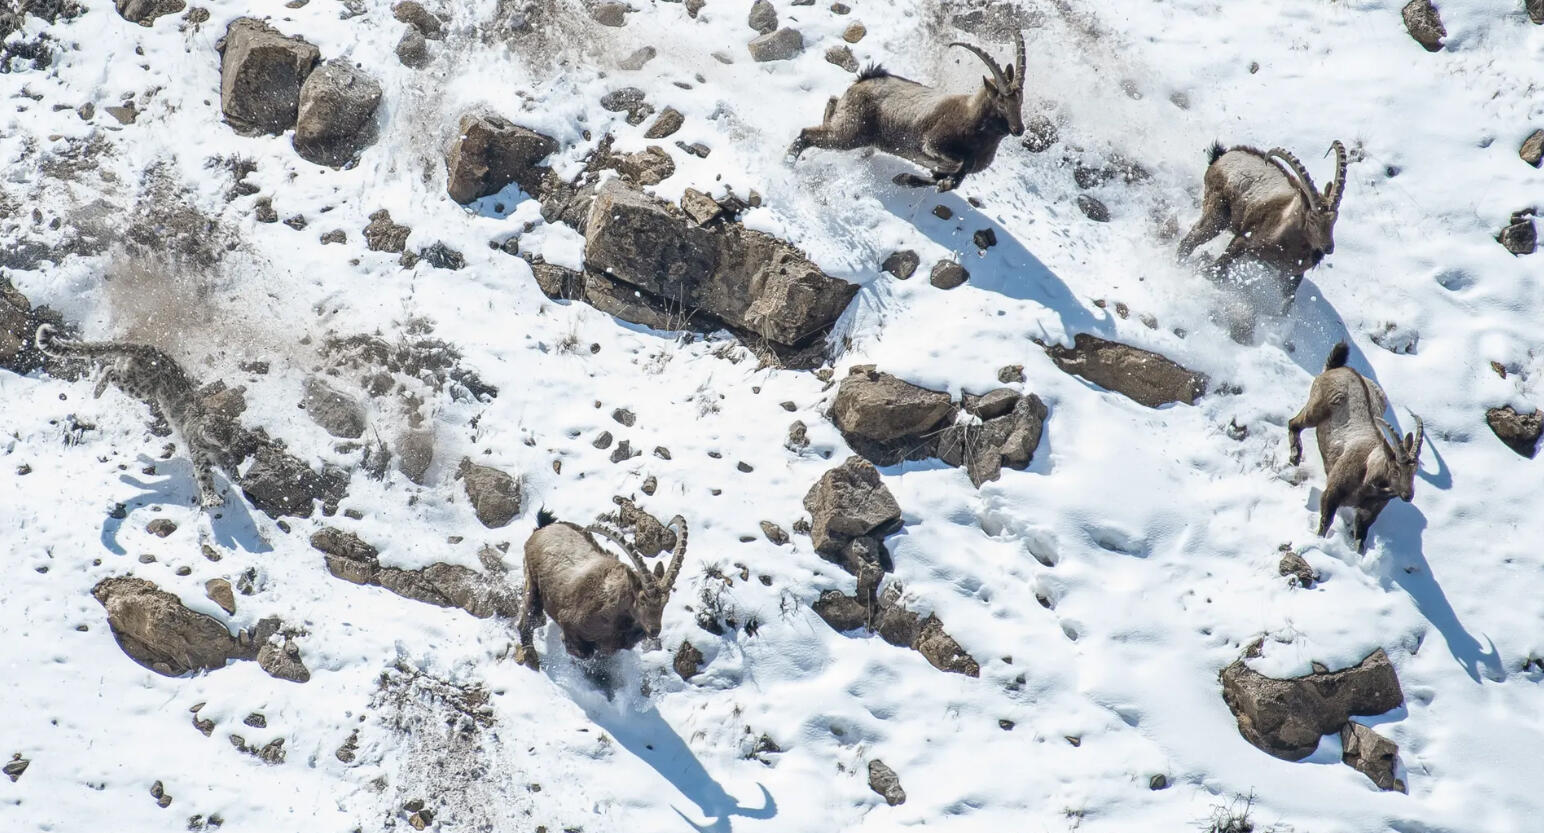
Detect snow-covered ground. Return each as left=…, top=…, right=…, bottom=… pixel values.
left=2, top=0, right=1542, bottom=830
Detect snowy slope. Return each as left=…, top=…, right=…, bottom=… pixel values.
left=2, top=0, right=1543, bottom=831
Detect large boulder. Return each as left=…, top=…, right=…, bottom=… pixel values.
left=92, top=577, right=241, bottom=676
left=803, top=457, right=903, bottom=556
left=241, top=444, right=349, bottom=519
left=458, top=458, right=521, bottom=528
left=1486, top=405, right=1542, bottom=458
left=217, top=18, right=320, bottom=135
left=1219, top=648, right=1403, bottom=761
left=748, top=27, right=803, bottom=62
left=445, top=112, right=558, bottom=203
left=583, top=181, right=858, bottom=349
left=832, top=367, right=955, bottom=465
left=116, top=0, right=185, bottom=26
left=1045, top=333, right=1207, bottom=407
left=292, top=60, right=382, bottom=167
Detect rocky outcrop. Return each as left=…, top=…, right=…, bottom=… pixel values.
left=1220, top=647, right=1403, bottom=761
left=803, top=457, right=903, bottom=556
left=831, top=367, right=955, bottom=465
left=217, top=18, right=320, bottom=135
left=302, top=376, right=366, bottom=439
left=936, top=390, right=1048, bottom=487
left=311, top=528, right=516, bottom=618
left=458, top=458, right=521, bottom=528
left=1486, top=405, right=1541, bottom=458
left=1045, top=333, right=1207, bottom=407
left=241, top=444, right=349, bottom=519
left=445, top=112, right=558, bottom=203
left=293, top=60, right=382, bottom=167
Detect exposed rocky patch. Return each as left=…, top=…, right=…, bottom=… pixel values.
left=292, top=60, right=382, bottom=167
left=458, top=458, right=521, bottom=528
left=312, top=527, right=518, bottom=618
left=302, top=376, right=367, bottom=439
left=831, top=367, right=955, bottom=465
left=1045, top=333, right=1207, bottom=407
left=1486, top=405, right=1541, bottom=458
left=867, top=759, right=906, bottom=805
left=217, top=18, right=320, bottom=135
left=1497, top=209, right=1537, bottom=256
left=116, top=0, right=185, bottom=26
left=445, top=112, right=558, bottom=203
left=241, top=443, right=349, bottom=519
left=1220, top=647, right=1403, bottom=761
left=1341, top=721, right=1405, bottom=792
left=1401, top=0, right=1445, bottom=52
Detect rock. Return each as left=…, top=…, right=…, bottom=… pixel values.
left=748, top=28, right=804, bottom=62
left=972, top=228, right=997, bottom=250
left=312, top=527, right=381, bottom=584
left=392, top=1, right=442, bottom=38
left=241, top=444, right=349, bottom=519
left=1279, top=551, right=1317, bottom=587
left=1341, top=722, right=1405, bottom=792
left=583, top=181, right=859, bottom=349
left=1530, top=0, right=1544, bottom=25
left=673, top=641, right=704, bottom=680
left=146, top=518, right=178, bottom=537
left=1022, top=114, right=1058, bottom=152
left=600, top=87, right=654, bottom=126
left=1521, top=130, right=1544, bottom=168
left=867, top=760, right=906, bottom=806
left=1045, top=334, right=1207, bottom=407
left=1076, top=194, right=1110, bottom=222
left=396, top=29, right=429, bottom=69
left=1486, top=405, right=1541, bottom=458
left=116, top=0, right=185, bottom=26
left=609, top=145, right=676, bottom=186
left=590, top=1, right=627, bottom=26
left=881, top=250, right=919, bottom=279
left=92, top=577, right=242, bottom=676
left=256, top=636, right=310, bottom=683
left=748, top=0, right=777, bottom=32
left=1401, top=0, right=1445, bottom=52
left=1497, top=210, right=1537, bottom=255
left=418, top=241, right=464, bottom=270
left=313, top=527, right=512, bottom=618
left=205, top=579, right=237, bottom=615
left=929, top=261, right=969, bottom=289
left=459, top=458, right=521, bottom=528
left=292, top=60, right=382, bottom=167
left=675, top=140, right=711, bottom=158
left=681, top=188, right=724, bottom=225
left=395, top=427, right=434, bottom=484
left=831, top=368, right=955, bottom=464
left=962, top=388, right=1020, bottom=420
left=802, top=456, right=903, bottom=555
left=1, top=277, right=64, bottom=376
left=445, top=112, right=558, bottom=203
left=825, top=44, right=858, bottom=72
left=936, top=392, right=1047, bottom=486
left=363, top=209, right=412, bottom=253
left=843, top=21, right=866, bottom=42
left=302, top=377, right=366, bottom=439
left=760, top=520, right=789, bottom=545
left=619, top=46, right=656, bottom=70
left=998, top=364, right=1025, bottom=384
left=812, top=590, right=868, bottom=631
left=913, top=614, right=980, bottom=676
left=320, top=229, right=347, bottom=245
left=644, top=107, right=684, bottom=139
left=1219, top=648, right=1404, bottom=761
left=3, top=756, right=28, bottom=782
left=217, top=18, right=320, bottom=135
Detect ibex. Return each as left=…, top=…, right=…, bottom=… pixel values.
left=515, top=509, right=688, bottom=670
left=1177, top=141, right=1348, bottom=310
left=787, top=34, right=1026, bottom=192
left=1287, top=342, right=1424, bottom=552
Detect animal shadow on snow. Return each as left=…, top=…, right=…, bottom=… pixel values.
left=100, top=459, right=271, bottom=555
left=544, top=644, right=776, bottom=832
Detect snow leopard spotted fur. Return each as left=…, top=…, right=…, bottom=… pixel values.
left=36, top=324, right=241, bottom=508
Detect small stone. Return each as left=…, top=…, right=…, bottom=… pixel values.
left=931, top=204, right=952, bottom=220
left=146, top=519, right=178, bottom=537
left=825, top=45, right=858, bottom=72
left=998, top=364, right=1025, bottom=384
left=1076, top=194, right=1110, bottom=222
left=590, top=1, right=627, bottom=26
left=254, top=197, right=278, bottom=223
left=760, top=521, right=788, bottom=544
left=1498, top=211, right=1537, bottom=255
left=674, top=640, right=705, bottom=680
left=748, top=28, right=804, bottom=62
left=593, top=431, right=614, bottom=449
left=3, top=755, right=29, bottom=782
left=612, top=408, right=636, bottom=426
left=882, top=250, right=920, bottom=279
left=600, top=87, right=653, bottom=126
left=138, top=554, right=156, bottom=564
left=842, top=21, right=865, bottom=42
left=867, top=760, right=906, bottom=806
left=610, top=440, right=636, bottom=463
left=641, top=475, right=658, bottom=495
left=748, top=0, right=777, bottom=33
left=929, top=261, right=969, bottom=289
left=736, top=461, right=754, bottom=473
left=1401, top=0, right=1446, bottom=52
left=1519, top=129, right=1543, bottom=168
left=1149, top=774, right=1168, bottom=790
left=682, top=188, right=724, bottom=225
left=644, top=107, right=684, bottom=139
left=320, top=229, right=346, bottom=245
left=1279, top=551, right=1317, bottom=588
left=205, top=579, right=237, bottom=614
left=973, top=228, right=997, bottom=250
left=243, top=712, right=267, bottom=728
left=653, top=445, right=671, bottom=459
left=830, top=2, right=850, bottom=12
left=676, top=140, right=711, bottom=158
left=393, top=1, right=443, bottom=37
left=396, top=28, right=429, bottom=68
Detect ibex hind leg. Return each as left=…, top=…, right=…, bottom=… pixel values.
left=514, top=575, right=544, bottom=670
left=1177, top=193, right=1230, bottom=260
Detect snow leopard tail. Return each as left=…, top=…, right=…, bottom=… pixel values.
left=35, top=324, right=131, bottom=359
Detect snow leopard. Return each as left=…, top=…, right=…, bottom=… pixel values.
left=35, top=324, right=242, bottom=508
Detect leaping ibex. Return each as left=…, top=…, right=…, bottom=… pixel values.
left=1178, top=141, right=1348, bottom=310
left=515, top=509, right=688, bottom=670
left=1287, top=343, right=1424, bottom=552
left=788, top=34, right=1027, bottom=192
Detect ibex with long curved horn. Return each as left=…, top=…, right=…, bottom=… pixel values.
left=788, top=34, right=1027, bottom=191
left=515, top=509, right=689, bottom=670
left=1178, top=141, right=1348, bottom=310
left=1287, top=342, right=1424, bottom=552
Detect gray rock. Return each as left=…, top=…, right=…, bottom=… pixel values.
left=644, top=107, right=684, bottom=139
left=831, top=367, right=955, bottom=464
left=929, top=261, right=969, bottom=289
left=962, top=388, right=1020, bottom=420
left=1486, top=405, right=1541, bottom=458
left=459, top=458, right=521, bottom=528
left=363, top=209, right=411, bottom=253
left=205, top=579, right=237, bottom=615
left=825, top=44, right=859, bottom=72
left=802, top=456, right=903, bottom=555
left=392, top=0, right=443, bottom=38
left=303, top=377, right=366, bottom=439
left=1045, top=333, right=1207, bottom=407
left=1076, top=194, right=1110, bottom=222
left=116, top=0, right=185, bottom=26
left=395, top=427, right=434, bottom=484
left=311, top=527, right=381, bottom=584
left=881, top=250, right=919, bottom=279
left=3, top=756, right=28, bottom=782
left=1341, top=722, right=1405, bottom=792
left=1498, top=210, right=1537, bottom=255
left=256, top=636, right=310, bottom=683
left=1402, top=0, right=1445, bottom=51
left=1521, top=129, right=1544, bottom=168
left=760, top=520, right=789, bottom=545
left=445, top=112, right=558, bottom=203
left=92, top=577, right=242, bottom=676
left=217, top=18, right=320, bottom=134
left=293, top=60, right=381, bottom=167
left=674, top=641, right=705, bottom=680
left=748, top=27, right=804, bottom=62
left=600, top=87, right=654, bottom=125
left=937, top=393, right=1047, bottom=487
left=867, top=760, right=906, bottom=806
left=1022, top=114, right=1058, bottom=152
left=619, top=46, right=656, bottom=70
left=591, top=1, right=627, bottom=26
left=1220, top=648, right=1404, bottom=761
left=843, top=21, right=866, bottom=42
left=396, top=28, right=430, bottom=68
left=748, top=0, right=777, bottom=33
left=609, top=145, right=676, bottom=185
left=1279, top=550, right=1317, bottom=587
left=812, top=590, right=868, bottom=631
left=312, top=527, right=515, bottom=618
left=241, top=444, right=349, bottom=519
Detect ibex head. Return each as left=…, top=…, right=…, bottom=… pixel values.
left=589, top=516, right=689, bottom=638
left=1368, top=413, right=1424, bottom=502
left=950, top=32, right=1026, bottom=137
left=1267, top=141, right=1347, bottom=266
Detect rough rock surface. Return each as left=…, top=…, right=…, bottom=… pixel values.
left=302, top=376, right=366, bottom=439
left=459, top=458, right=521, bottom=528
left=936, top=392, right=1048, bottom=487
left=831, top=367, right=955, bottom=465
left=748, top=28, right=803, bottom=62
left=218, top=18, right=320, bottom=134
left=116, top=0, right=185, bottom=26
left=1486, top=405, right=1542, bottom=458
left=1402, top=0, right=1446, bottom=52
left=241, top=444, right=349, bottom=519
left=92, top=577, right=242, bottom=676
left=1220, top=648, right=1403, bottom=761
left=867, top=760, right=906, bottom=806
left=445, top=112, right=558, bottom=203
left=1341, top=721, right=1405, bottom=792
left=311, top=527, right=516, bottom=618
left=802, top=457, right=902, bottom=556
left=1045, top=333, right=1207, bottom=407
left=1497, top=210, right=1537, bottom=256
left=292, top=60, right=382, bottom=167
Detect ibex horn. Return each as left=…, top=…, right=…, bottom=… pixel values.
left=1013, top=31, right=1026, bottom=92
left=1324, top=140, right=1348, bottom=211
left=1406, top=411, right=1424, bottom=465
left=662, top=515, right=689, bottom=591
left=587, top=523, right=656, bottom=584
left=949, top=42, right=1010, bottom=93
left=1266, top=148, right=1323, bottom=211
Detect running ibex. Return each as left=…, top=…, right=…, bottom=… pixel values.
left=515, top=509, right=688, bottom=670
left=1178, top=141, right=1348, bottom=309
left=788, top=34, right=1026, bottom=191
left=1287, top=343, right=1424, bottom=551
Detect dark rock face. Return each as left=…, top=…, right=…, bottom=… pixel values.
left=867, top=760, right=906, bottom=806
left=1045, top=333, right=1207, bottom=407
left=363, top=209, right=411, bottom=253
left=302, top=376, right=366, bottom=438
left=1522, top=130, right=1544, bottom=168
left=929, top=261, right=969, bottom=289
left=832, top=368, right=955, bottom=465
left=445, top=112, right=558, bottom=204
left=881, top=250, right=920, bottom=279
left=802, top=456, right=903, bottom=556
left=116, top=0, right=184, bottom=26
left=393, top=0, right=443, bottom=37
left=292, top=60, right=382, bottom=167
left=674, top=641, right=705, bottom=680
left=1486, top=405, right=1542, bottom=458
left=92, top=577, right=241, bottom=676
left=583, top=181, right=859, bottom=350
left=217, top=18, right=320, bottom=135
left=458, top=458, right=521, bottom=528
left=812, top=590, right=869, bottom=631
left=1341, top=721, right=1405, bottom=792
left=311, top=527, right=517, bottom=618
left=241, top=444, right=349, bottom=519
left=1219, top=648, right=1403, bottom=761
left=1497, top=210, right=1537, bottom=256
left=1401, top=0, right=1446, bottom=52
left=936, top=393, right=1047, bottom=487
left=873, top=586, right=979, bottom=676
left=0, top=276, right=66, bottom=376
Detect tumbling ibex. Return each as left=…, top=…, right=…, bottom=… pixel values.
left=515, top=509, right=688, bottom=670
left=788, top=33, right=1026, bottom=191
left=1288, top=343, right=1424, bottom=552
left=1178, top=141, right=1348, bottom=309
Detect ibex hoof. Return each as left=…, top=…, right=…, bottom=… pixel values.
left=892, top=173, right=932, bottom=188
left=935, top=178, right=959, bottom=192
